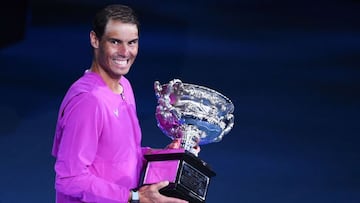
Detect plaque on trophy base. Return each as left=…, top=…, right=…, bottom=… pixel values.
left=142, top=79, right=235, bottom=203
left=142, top=149, right=215, bottom=203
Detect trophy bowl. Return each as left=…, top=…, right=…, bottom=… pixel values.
left=154, top=79, right=235, bottom=155
left=142, top=79, right=235, bottom=203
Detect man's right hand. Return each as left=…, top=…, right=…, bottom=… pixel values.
left=137, top=181, right=189, bottom=203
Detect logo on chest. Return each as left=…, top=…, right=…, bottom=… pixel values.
left=114, top=109, right=119, bottom=117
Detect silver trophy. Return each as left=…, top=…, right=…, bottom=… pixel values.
left=154, top=79, right=234, bottom=154
left=142, top=79, right=235, bottom=203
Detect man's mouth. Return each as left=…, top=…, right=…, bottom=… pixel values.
left=113, top=59, right=128, bottom=66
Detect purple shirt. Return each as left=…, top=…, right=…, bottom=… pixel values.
left=52, top=71, right=147, bottom=202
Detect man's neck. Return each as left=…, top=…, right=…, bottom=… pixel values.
left=90, top=64, right=123, bottom=94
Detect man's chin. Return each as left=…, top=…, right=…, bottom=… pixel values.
left=116, top=69, right=130, bottom=77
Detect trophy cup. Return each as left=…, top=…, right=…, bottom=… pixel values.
left=141, top=79, right=234, bottom=203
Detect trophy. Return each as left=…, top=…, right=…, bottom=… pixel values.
left=141, top=79, right=234, bottom=203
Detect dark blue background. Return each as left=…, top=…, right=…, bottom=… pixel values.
left=0, top=0, right=359, bottom=202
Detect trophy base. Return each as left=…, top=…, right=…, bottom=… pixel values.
left=142, top=149, right=216, bottom=203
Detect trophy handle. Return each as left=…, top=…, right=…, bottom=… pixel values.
left=214, top=113, right=234, bottom=143
left=224, top=114, right=234, bottom=135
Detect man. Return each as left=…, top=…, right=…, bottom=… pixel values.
left=52, top=4, right=188, bottom=203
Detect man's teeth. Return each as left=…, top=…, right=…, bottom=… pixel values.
left=114, top=60, right=127, bottom=65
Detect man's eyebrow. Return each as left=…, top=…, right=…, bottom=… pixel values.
left=108, top=38, right=122, bottom=42
left=129, top=38, right=139, bottom=42
left=108, top=38, right=138, bottom=42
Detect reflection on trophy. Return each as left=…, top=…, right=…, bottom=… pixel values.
left=141, top=79, right=234, bottom=203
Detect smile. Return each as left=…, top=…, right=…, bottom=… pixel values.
left=113, top=59, right=128, bottom=65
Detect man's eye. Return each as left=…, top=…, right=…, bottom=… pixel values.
left=110, top=40, right=119, bottom=45
left=129, top=40, right=138, bottom=46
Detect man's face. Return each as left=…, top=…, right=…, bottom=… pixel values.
left=92, top=19, right=139, bottom=79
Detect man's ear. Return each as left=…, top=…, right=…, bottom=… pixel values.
left=90, top=31, right=99, bottom=48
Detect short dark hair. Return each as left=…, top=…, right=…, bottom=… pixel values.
left=92, top=4, right=140, bottom=39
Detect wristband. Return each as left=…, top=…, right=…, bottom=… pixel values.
left=130, top=189, right=139, bottom=203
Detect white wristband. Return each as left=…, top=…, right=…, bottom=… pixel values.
left=131, top=190, right=139, bottom=203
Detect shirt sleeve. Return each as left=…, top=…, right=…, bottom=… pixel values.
left=54, top=92, right=130, bottom=203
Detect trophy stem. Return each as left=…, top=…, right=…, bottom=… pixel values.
left=178, top=125, right=201, bottom=156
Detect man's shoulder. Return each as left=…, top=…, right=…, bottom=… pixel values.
left=70, top=72, right=104, bottom=94
left=61, top=73, right=104, bottom=104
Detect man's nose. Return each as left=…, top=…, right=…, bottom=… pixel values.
left=117, top=44, right=129, bottom=56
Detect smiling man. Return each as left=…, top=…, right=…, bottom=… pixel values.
left=51, top=4, right=188, bottom=203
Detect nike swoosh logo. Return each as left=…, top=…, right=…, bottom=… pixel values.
left=114, top=109, right=119, bottom=117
